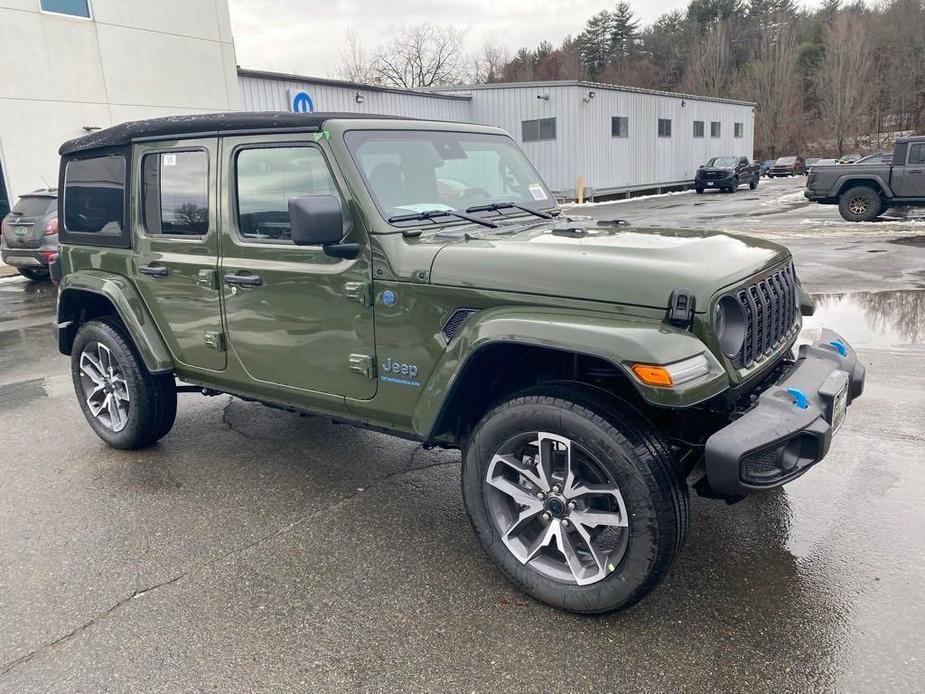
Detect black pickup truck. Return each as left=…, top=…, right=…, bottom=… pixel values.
left=694, top=156, right=759, bottom=193
left=805, top=136, right=925, bottom=221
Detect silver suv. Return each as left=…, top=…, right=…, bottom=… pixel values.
left=1, top=189, right=58, bottom=281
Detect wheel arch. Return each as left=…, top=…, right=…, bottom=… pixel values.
left=56, top=271, right=173, bottom=374
left=414, top=308, right=729, bottom=445
left=835, top=176, right=892, bottom=198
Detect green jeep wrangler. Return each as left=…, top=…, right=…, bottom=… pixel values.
left=52, top=113, right=865, bottom=614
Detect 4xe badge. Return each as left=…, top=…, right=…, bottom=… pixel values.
left=381, top=357, right=421, bottom=388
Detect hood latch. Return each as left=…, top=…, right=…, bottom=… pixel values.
left=667, top=288, right=695, bottom=328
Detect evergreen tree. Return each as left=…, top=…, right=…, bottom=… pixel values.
left=577, top=10, right=616, bottom=78
left=610, top=3, right=640, bottom=60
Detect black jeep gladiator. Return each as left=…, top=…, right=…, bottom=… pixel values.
left=805, top=136, right=925, bottom=221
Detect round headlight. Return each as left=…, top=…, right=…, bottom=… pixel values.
left=714, top=295, right=746, bottom=358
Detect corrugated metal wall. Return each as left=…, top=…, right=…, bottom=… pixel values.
left=439, top=84, right=755, bottom=194
left=238, top=74, right=470, bottom=122
left=239, top=73, right=755, bottom=195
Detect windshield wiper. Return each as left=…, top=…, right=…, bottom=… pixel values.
left=465, top=201, right=554, bottom=220
left=387, top=209, right=498, bottom=229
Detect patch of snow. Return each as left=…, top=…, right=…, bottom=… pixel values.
left=563, top=189, right=694, bottom=208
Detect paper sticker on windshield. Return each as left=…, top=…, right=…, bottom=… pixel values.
left=529, top=184, right=548, bottom=201
left=163, top=154, right=177, bottom=167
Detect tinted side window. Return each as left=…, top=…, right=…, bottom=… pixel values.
left=908, top=144, right=925, bottom=165
left=64, top=155, right=125, bottom=235
left=236, top=146, right=337, bottom=242
left=142, top=151, right=209, bottom=236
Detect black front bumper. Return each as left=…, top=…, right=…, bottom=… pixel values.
left=704, top=329, right=865, bottom=497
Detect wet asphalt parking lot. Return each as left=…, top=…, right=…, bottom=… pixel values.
left=1, top=177, right=923, bottom=693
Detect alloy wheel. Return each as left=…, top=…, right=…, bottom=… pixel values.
left=78, top=342, right=131, bottom=432
left=848, top=195, right=871, bottom=216
left=484, top=432, right=629, bottom=586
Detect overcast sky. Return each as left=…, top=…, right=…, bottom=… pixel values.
left=227, top=0, right=697, bottom=78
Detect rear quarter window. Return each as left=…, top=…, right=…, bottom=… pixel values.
left=63, top=155, right=126, bottom=235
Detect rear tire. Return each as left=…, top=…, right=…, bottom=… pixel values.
left=838, top=186, right=883, bottom=222
left=462, top=384, right=688, bottom=614
left=17, top=268, right=49, bottom=282
left=71, top=318, right=177, bottom=449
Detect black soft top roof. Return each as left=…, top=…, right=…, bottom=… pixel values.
left=59, top=111, right=406, bottom=156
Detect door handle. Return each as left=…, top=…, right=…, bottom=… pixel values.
left=139, top=264, right=168, bottom=277
left=908, top=169, right=924, bottom=175
left=224, top=272, right=263, bottom=287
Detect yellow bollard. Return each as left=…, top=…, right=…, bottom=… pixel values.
left=577, top=177, right=585, bottom=205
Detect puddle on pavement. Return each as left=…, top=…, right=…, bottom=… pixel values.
left=888, top=235, right=925, bottom=247
left=0, top=378, right=47, bottom=410
left=805, top=290, right=925, bottom=349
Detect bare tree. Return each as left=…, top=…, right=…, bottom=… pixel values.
left=815, top=11, right=873, bottom=156
left=372, top=24, right=468, bottom=88
left=681, top=19, right=732, bottom=97
left=337, top=30, right=379, bottom=84
left=470, top=41, right=510, bottom=84
left=746, top=19, right=802, bottom=158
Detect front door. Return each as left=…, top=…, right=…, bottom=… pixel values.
left=132, top=139, right=226, bottom=372
left=892, top=142, right=925, bottom=198
left=218, top=135, right=376, bottom=400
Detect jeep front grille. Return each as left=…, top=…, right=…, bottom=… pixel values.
left=731, top=264, right=798, bottom=369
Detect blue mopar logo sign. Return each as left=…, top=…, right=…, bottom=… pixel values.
left=290, top=90, right=315, bottom=113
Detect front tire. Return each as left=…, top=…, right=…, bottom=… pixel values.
left=462, top=385, right=688, bottom=614
left=695, top=187, right=704, bottom=194
left=749, top=177, right=758, bottom=190
left=71, top=318, right=177, bottom=449
left=838, top=186, right=883, bottom=222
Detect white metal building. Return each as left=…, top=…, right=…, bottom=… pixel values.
left=238, top=70, right=755, bottom=198
left=0, top=0, right=239, bottom=217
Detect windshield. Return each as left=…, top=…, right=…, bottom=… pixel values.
left=775, top=156, right=796, bottom=164
left=705, top=156, right=738, bottom=167
left=345, top=130, right=554, bottom=225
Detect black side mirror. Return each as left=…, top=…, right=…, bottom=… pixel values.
left=289, top=195, right=344, bottom=247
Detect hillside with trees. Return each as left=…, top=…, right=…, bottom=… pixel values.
left=338, top=0, right=925, bottom=158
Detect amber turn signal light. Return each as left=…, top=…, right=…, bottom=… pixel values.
left=631, top=364, right=673, bottom=386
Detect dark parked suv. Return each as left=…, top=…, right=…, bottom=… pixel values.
left=768, top=156, right=806, bottom=177
left=695, top=156, right=759, bottom=194
left=1, top=189, right=59, bottom=281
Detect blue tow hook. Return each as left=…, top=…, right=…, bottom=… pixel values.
left=786, top=388, right=809, bottom=409
left=829, top=340, right=848, bottom=356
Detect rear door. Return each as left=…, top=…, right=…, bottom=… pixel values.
left=218, top=134, right=377, bottom=400
left=891, top=142, right=925, bottom=198
left=131, top=139, right=226, bottom=372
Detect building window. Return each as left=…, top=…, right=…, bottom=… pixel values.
left=522, top=118, right=556, bottom=143
left=657, top=119, right=672, bottom=137
left=235, top=146, right=338, bottom=243
left=734, top=122, right=744, bottom=138
left=611, top=117, right=629, bottom=138
left=693, top=121, right=705, bottom=138
left=63, top=155, right=125, bottom=235
left=40, top=0, right=92, bottom=18
left=142, top=151, right=210, bottom=236
left=711, top=121, right=721, bottom=138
